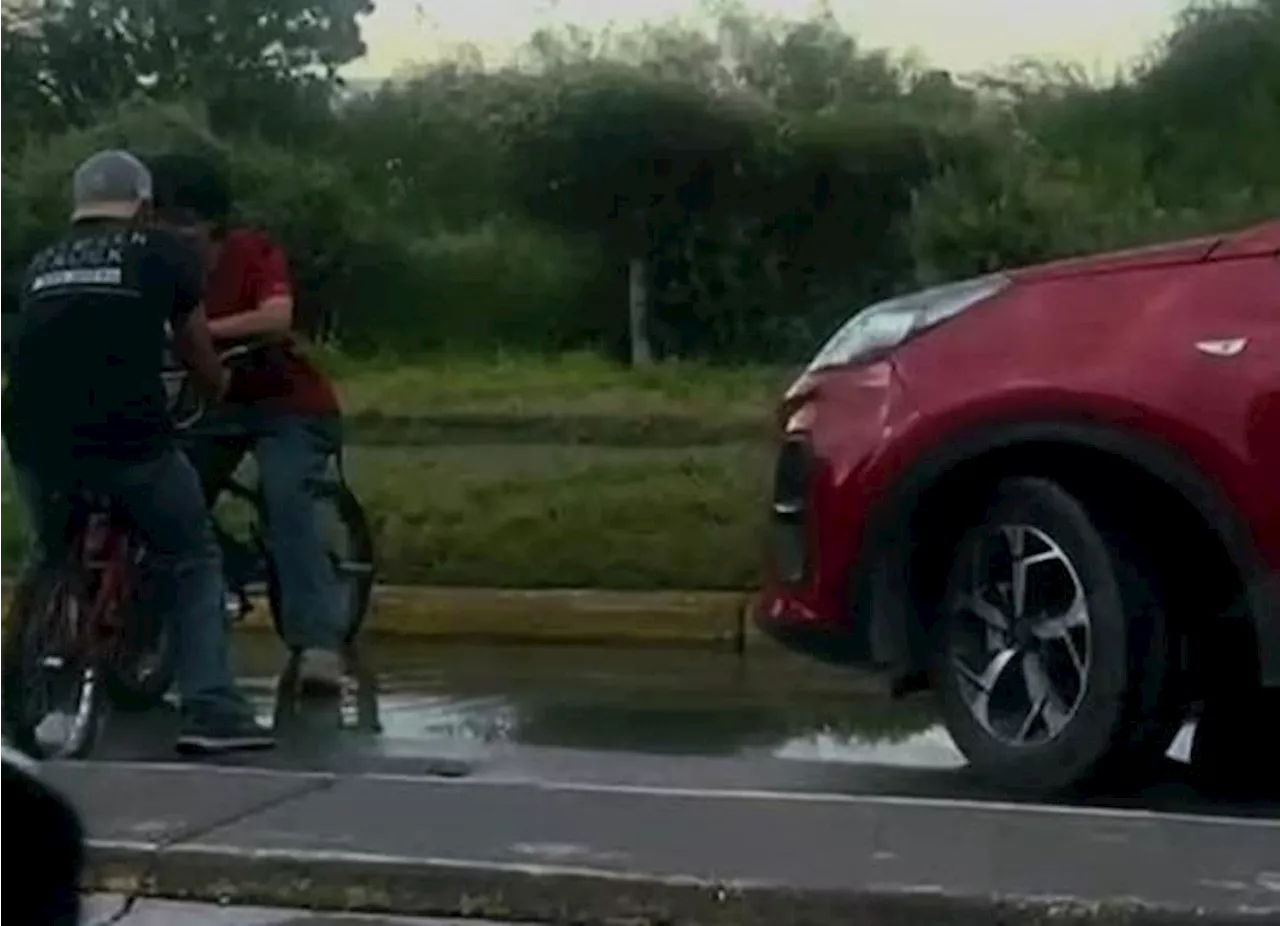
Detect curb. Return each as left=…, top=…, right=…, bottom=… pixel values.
left=1, top=581, right=756, bottom=647
left=360, top=585, right=753, bottom=646
left=84, top=840, right=1256, bottom=926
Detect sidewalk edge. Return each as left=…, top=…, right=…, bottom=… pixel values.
left=84, top=840, right=1264, bottom=926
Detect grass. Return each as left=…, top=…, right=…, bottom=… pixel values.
left=345, top=443, right=771, bottom=589
left=2, top=441, right=774, bottom=590
left=1, top=353, right=786, bottom=588
left=322, top=350, right=792, bottom=446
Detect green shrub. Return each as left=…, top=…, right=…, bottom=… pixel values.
left=338, top=218, right=608, bottom=354
left=0, top=101, right=604, bottom=353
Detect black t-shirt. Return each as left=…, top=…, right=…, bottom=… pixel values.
left=2, top=220, right=203, bottom=470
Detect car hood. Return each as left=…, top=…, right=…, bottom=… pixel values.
left=1008, top=219, right=1280, bottom=282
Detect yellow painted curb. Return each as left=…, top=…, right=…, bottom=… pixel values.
left=364, top=586, right=751, bottom=644
left=0, top=582, right=754, bottom=646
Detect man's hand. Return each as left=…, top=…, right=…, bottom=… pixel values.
left=173, top=305, right=230, bottom=401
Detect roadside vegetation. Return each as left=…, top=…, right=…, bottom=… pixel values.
left=3, top=0, right=1276, bottom=588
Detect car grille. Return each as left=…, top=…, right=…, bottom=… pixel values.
left=771, top=437, right=812, bottom=584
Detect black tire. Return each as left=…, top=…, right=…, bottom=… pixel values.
left=2, top=568, right=105, bottom=760
left=266, top=483, right=375, bottom=645
left=102, top=563, right=175, bottom=711
left=931, top=477, right=1184, bottom=793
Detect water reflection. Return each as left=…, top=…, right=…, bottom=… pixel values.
left=85, top=634, right=1279, bottom=811
left=269, top=644, right=383, bottom=739
left=775, top=726, right=966, bottom=769
left=238, top=634, right=946, bottom=763
left=246, top=636, right=1206, bottom=777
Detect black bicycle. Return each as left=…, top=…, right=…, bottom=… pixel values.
left=126, top=341, right=376, bottom=704
left=191, top=344, right=371, bottom=590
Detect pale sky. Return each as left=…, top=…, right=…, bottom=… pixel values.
left=348, top=0, right=1192, bottom=79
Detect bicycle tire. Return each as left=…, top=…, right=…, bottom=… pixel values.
left=265, top=483, right=376, bottom=644
left=1, top=567, right=105, bottom=760
left=103, top=558, right=176, bottom=711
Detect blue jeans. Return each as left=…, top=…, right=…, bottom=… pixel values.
left=186, top=411, right=346, bottom=651
left=9, top=450, right=246, bottom=717
left=254, top=415, right=346, bottom=651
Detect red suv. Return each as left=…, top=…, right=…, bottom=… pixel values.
left=758, top=221, right=1279, bottom=791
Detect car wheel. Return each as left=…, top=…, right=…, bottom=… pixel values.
left=932, top=477, right=1183, bottom=793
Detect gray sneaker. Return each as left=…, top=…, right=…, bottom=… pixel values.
left=175, top=709, right=274, bottom=755
left=295, top=648, right=344, bottom=697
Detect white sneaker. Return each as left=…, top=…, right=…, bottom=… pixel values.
left=295, top=648, right=344, bottom=696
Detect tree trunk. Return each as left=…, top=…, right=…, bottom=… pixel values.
left=627, top=255, right=653, bottom=367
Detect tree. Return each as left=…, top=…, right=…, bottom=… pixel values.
left=505, top=62, right=762, bottom=362
left=1, top=0, right=372, bottom=141
left=335, top=59, right=540, bottom=232
left=718, top=10, right=905, bottom=113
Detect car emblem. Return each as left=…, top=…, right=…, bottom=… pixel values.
left=1195, top=338, right=1248, bottom=357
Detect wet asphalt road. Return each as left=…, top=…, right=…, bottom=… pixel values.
left=88, top=633, right=1277, bottom=818
left=55, top=634, right=1280, bottom=923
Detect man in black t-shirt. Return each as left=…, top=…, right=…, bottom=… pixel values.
left=1, top=150, right=272, bottom=754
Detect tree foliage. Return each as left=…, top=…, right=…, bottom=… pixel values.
left=3, top=0, right=1278, bottom=360
left=1, top=0, right=371, bottom=142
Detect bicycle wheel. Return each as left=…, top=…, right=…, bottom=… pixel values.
left=103, top=553, right=175, bottom=710
left=1, top=567, right=105, bottom=759
left=266, top=483, right=376, bottom=644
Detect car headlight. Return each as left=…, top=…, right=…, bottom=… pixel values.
left=805, top=274, right=1010, bottom=373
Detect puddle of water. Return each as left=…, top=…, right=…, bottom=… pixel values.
left=774, top=726, right=967, bottom=769
left=233, top=634, right=946, bottom=763
left=771, top=721, right=1198, bottom=768
left=231, top=635, right=1199, bottom=770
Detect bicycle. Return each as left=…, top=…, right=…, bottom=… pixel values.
left=1, top=342, right=375, bottom=758
left=165, top=341, right=375, bottom=657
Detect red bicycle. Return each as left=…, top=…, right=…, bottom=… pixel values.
left=1, top=489, right=169, bottom=759
left=2, top=342, right=374, bottom=758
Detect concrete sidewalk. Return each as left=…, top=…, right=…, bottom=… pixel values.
left=86, top=895, right=526, bottom=925
left=52, top=761, right=1280, bottom=925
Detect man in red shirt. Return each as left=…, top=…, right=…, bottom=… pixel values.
left=149, top=154, right=347, bottom=693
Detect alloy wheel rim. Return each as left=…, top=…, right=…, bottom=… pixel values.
left=947, top=524, right=1093, bottom=747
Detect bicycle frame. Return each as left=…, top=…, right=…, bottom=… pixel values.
left=53, top=499, right=136, bottom=663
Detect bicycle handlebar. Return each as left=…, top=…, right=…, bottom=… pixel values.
left=161, top=336, right=285, bottom=373
left=162, top=337, right=289, bottom=431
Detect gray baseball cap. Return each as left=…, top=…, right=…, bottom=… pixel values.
left=70, top=149, right=153, bottom=221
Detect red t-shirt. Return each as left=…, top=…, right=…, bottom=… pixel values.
left=203, top=228, right=339, bottom=416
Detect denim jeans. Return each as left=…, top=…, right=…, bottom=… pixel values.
left=254, top=415, right=346, bottom=651
left=185, top=410, right=347, bottom=651
left=9, top=450, right=246, bottom=717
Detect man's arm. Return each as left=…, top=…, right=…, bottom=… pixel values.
left=173, top=305, right=230, bottom=400
left=162, top=230, right=227, bottom=399
left=207, top=238, right=293, bottom=341
left=207, top=293, right=291, bottom=340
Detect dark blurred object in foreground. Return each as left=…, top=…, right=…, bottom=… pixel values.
left=2, top=743, right=85, bottom=925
